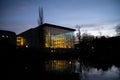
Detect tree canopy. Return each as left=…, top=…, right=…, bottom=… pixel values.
left=115, top=24, right=120, bottom=36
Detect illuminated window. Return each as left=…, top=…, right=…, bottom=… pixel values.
left=17, top=36, right=25, bottom=47
left=44, top=26, right=74, bottom=49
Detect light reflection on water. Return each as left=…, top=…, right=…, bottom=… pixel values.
left=45, top=60, right=120, bottom=80
left=45, top=60, right=77, bottom=73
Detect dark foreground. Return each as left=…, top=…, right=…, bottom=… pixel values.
left=1, top=47, right=120, bottom=80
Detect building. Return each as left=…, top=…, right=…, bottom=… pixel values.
left=0, top=30, right=16, bottom=49
left=17, top=23, right=76, bottom=53
left=0, top=30, right=16, bottom=56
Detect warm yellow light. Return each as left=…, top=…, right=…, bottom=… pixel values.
left=53, top=37, right=66, bottom=48
left=17, top=36, right=25, bottom=47
left=45, top=36, right=67, bottom=48
left=45, top=31, right=74, bottom=49
left=45, top=60, right=71, bottom=72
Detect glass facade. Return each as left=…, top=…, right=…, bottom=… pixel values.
left=44, top=26, right=75, bottom=49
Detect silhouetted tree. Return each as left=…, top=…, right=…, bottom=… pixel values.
left=81, top=33, right=94, bottom=41
left=76, top=25, right=81, bottom=43
left=115, top=24, right=120, bottom=36
left=38, top=7, right=44, bottom=25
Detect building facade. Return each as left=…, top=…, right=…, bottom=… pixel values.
left=0, top=30, right=16, bottom=48
left=0, top=30, right=16, bottom=55
left=18, top=23, right=76, bottom=53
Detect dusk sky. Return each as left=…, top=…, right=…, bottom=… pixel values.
left=0, top=0, right=120, bottom=36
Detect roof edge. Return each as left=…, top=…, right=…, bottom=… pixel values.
left=36, top=23, right=76, bottom=31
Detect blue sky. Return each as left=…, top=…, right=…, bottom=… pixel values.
left=0, top=0, right=120, bottom=36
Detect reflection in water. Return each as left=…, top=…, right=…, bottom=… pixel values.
left=81, top=65, right=120, bottom=80
left=45, top=60, right=120, bottom=80
left=45, top=60, right=79, bottom=73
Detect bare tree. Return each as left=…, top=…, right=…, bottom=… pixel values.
left=115, top=24, right=120, bottom=36
left=38, top=7, right=44, bottom=25
left=76, top=25, right=81, bottom=43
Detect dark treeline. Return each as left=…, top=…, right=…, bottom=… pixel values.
left=75, top=35, right=120, bottom=69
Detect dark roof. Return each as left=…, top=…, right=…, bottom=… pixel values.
left=18, top=23, right=76, bottom=35
left=17, top=28, right=34, bottom=36
left=0, top=30, right=16, bottom=35
left=35, top=23, right=76, bottom=31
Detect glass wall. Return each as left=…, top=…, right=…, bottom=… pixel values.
left=44, top=26, right=75, bottom=48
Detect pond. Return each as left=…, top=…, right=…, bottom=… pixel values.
left=44, top=59, right=120, bottom=80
